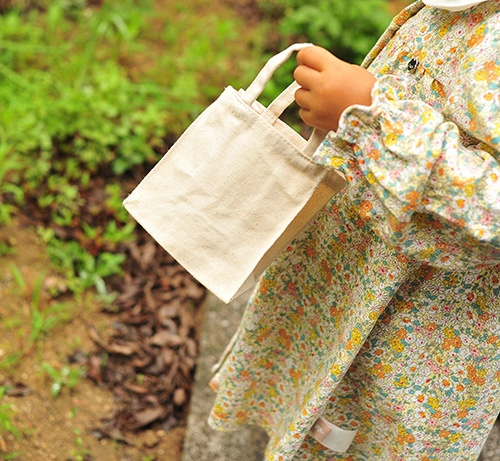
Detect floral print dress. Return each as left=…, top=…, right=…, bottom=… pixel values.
left=208, top=1, right=500, bottom=460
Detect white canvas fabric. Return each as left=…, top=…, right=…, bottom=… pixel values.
left=123, top=44, right=346, bottom=303
left=423, top=0, right=488, bottom=11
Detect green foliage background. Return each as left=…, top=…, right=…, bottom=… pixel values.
left=0, top=0, right=401, bottom=300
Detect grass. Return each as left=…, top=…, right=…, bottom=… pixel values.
left=0, top=0, right=397, bottom=304
left=0, top=386, right=20, bottom=449
left=40, top=362, right=87, bottom=398
left=0, top=0, right=267, bottom=302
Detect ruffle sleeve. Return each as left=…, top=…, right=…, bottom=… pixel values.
left=312, top=74, right=500, bottom=270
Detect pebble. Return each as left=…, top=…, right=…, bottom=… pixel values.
left=142, top=430, right=160, bottom=448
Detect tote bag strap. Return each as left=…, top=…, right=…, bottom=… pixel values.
left=262, top=81, right=326, bottom=156
left=242, top=43, right=313, bottom=105
left=243, top=43, right=326, bottom=157
left=262, top=80, right=301, bottom=123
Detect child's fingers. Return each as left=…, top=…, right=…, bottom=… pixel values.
left=293, top=64, right=319, bottom=89
left=296, top=46, right=331, bottom=71
left=299, top=107, right=313, bottom=126
left=294, top=87, right=311, bottom=110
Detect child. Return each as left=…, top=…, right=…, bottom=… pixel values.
left=209, top=1, right=500, bottom=459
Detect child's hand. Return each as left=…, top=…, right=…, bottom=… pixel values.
left=293, top=46, right=377, bottom=132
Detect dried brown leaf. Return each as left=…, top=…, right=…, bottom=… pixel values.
left=150, top=331, right=183, bottom=347
left=3, top=382, right=32, bottom=397
left=131, top=406, right=166, bottom=429
left=123, top=383, right=150, bottom=395
left=173, top=388, right=187, bottom=406
left=184, top=338, right=198, bottom=358
left=87, top=355, right=103, bottom=385
left=141, top=241, right=157, bottom=268
left=106, top=341, right=139, bottom=356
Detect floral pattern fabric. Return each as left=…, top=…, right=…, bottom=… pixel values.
left=208, top=1, right=500, bottom=460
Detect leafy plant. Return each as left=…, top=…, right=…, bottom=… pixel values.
left=8, top=264, right=26, bottom=291
left=0, top=387, right=19, bottom=439
left=257, top=0, right=394, bottom=105
left=69, top=427, right=90, bottom=461
left=44, top=236, right=125, bottom=302
left=0, top=353, right=23, bottom=370
left=0, top=0, right=267, bottom=304
left=40, top=362, right=86, bottom=397
left=279, top=0, right=393, bottom=64
left=29, top=301, right=73, bottom=346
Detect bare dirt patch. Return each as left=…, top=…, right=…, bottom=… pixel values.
left=0, top=220, right=188, bottom=460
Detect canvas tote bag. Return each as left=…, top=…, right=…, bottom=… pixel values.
left=123, top=43, right=346, bottom=303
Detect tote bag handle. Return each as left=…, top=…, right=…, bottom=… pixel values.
left=242, top=43, right=313, bottom=104
left=242, top=43, right=326, bottom=157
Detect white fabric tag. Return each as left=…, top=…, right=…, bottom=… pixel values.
left=310, top=417, right=357, bottom=453
left=422, top=0, right=488, bottom=11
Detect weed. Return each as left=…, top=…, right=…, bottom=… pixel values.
left=69, top=406, right=79, bottom=419
left=279, top=0, right=393, bottom=64
left=0, top=236, right=16, bottom=257
left=0, top=353, right=22, bottom=370
left=0, top=387, right=19, bottom=439
left=0, top=452, right=21, bottom=460
left=104, top=183, right=130, bottom=224
left=30, top=272, right=44, bottom=309
left=0, top=0, right=267, bottom=302
left=8, top=264, right=26, bottom=292
left=69, top=427, right=90, bottom=461
left=28, top=301, right=72, bottom=346
left=40, top=362, right=86, bottom=398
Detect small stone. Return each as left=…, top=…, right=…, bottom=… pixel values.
left=173, top=388, right=187, bottom=406
left=142, top=430, right=160, bottom=448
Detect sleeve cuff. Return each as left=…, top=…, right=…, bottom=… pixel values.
left=312, top=74, right=460, bottom=234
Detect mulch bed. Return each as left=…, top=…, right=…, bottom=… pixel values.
left=86, top=227, right=206, bottom=435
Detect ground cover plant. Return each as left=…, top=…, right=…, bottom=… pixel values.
left=0, top=0, right=407, bottom=459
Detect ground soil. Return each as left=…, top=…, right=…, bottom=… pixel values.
left=0, top=220, right=186, bottom=461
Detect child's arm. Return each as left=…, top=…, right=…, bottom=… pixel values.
left=293, top=46, right=376, bottom=132
left=297, top=45, right=500, bottom=270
